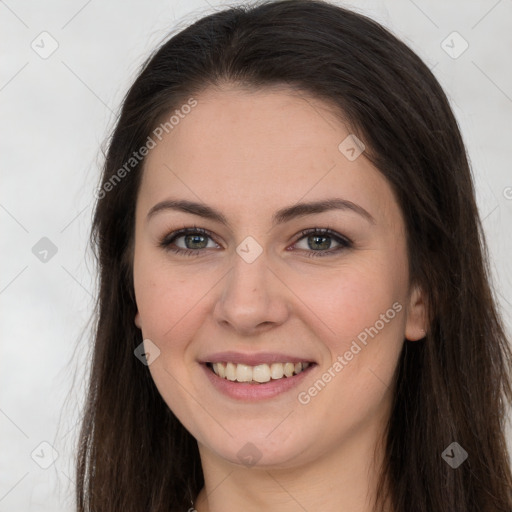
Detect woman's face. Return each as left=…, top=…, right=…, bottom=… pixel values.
left=133, top=85, right=425, bottom=469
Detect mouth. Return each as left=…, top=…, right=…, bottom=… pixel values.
left=199, top=352, right=317, bottom=400
left=206, top=361, right=313, bottom=384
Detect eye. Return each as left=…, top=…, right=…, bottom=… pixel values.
left=292, top=227, right=352, bottom=257
left=159, top=226, right=220, bottom=256
left=159, top=226, right=352, bottom=258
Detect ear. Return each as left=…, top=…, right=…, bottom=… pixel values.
left=134, top=311, right=141, bottom=329
left=404, top=284, right=427, bottom=341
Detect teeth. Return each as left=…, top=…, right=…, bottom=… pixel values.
left=253, top=364, right=271, bottom=383
left=283, top=362, right=295, bottom=377
left=270, top=362, right=284, bottom=379
left=210, top=361, right=311, bottom=383
left=213, top=362, right=225, bottom=378
left=225, top=362, right=236, bottom=381
left=236, top=364, right=252, bottom=382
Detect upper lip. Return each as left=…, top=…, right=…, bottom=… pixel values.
left=200, top=351, right=316, bottom=366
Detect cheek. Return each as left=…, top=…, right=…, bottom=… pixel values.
left=132, top=259, right=210, bottom=422
left=290, top=254, right=408, bottom=416
left=291, top=266, right=406, bottom=440
left=133, top=253, right=206, bottom=339
left=291, top=262, right=405, bottom=351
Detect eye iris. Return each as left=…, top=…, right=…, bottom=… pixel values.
left=185, top=234, right=207, bottom=249
left=309, top=235, right=331, bottom=250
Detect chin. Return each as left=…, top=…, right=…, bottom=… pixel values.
left=201, top=427, right=314, bottom=469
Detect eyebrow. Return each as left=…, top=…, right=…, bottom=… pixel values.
left=146, top=198, right=375, bottom=227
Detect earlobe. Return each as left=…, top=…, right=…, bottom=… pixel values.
left=404, top=285, right=427, bottom=341
left=134, top=312, right=141, bottom=329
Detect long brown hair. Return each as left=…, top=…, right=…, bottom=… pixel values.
left=76, top=1, right=512, bottom=510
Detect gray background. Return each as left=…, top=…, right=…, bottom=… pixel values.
left=1, top=0, right=511, bottom=510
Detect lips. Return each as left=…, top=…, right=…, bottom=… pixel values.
left=201, top=359, right=315, bottom=401
left=198, top=351, right=316, bottom=399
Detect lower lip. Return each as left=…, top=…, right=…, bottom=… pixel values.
left=201, top=363, right=315, bottom=401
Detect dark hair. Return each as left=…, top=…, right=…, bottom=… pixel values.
left=76, top=0, right=512, bottom=510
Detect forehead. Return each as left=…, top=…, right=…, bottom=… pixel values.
left=138, top=86, right=399, bottom=227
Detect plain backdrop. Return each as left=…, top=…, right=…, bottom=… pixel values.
left=1, top=0, right=511, bottom=510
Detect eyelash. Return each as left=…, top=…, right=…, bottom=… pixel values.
left=159, top=225, right=352, bottom=258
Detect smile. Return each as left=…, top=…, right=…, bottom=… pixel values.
left=207, top=361, right=311, bottom=384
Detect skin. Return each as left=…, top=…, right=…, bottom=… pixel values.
left=133, top=85, right=426, bottom=512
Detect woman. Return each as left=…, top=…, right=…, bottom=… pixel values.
left=77, top=1, right=512, bottom=510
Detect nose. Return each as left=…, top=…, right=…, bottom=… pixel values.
left=213, top=249, right=290, bottom=336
